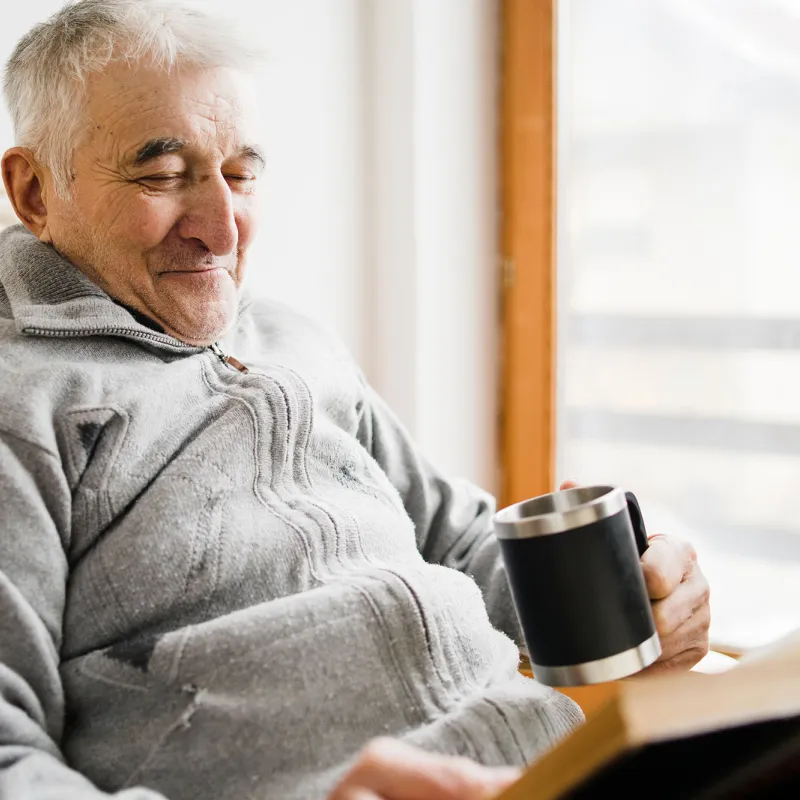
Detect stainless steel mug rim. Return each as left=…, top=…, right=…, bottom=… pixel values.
left=493, top=485, right=627, bottom=539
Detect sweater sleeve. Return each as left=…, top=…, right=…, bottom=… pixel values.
left=0, top=430, right=167, bottom=799
left=356, top=383, right=524, bottom=644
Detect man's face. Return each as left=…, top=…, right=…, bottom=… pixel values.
left=43, top=62, right=263, bottom=345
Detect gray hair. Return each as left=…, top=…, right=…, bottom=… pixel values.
left=3, top=0, right=261, bottom=197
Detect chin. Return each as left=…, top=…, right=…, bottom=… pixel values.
left=160, top=282, right=239, bottom=343
left=165, top=304, right=236, bottom=346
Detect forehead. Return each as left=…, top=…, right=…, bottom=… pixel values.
left=82, top=62, right=260, bottom=157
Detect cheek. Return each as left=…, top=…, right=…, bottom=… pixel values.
left=234, top=196, right=261, bottom=252
left=119, top=195, right=182, bottom=249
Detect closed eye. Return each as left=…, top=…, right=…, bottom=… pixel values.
left=133, top=173, right=255, bottom=189
left=136, top=174, right=183, bottom=185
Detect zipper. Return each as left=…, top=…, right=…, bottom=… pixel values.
left=209, top=342, right=249, bottom=373
left=24, top=323, right=250, bottom=374
left=22, top=325, right=195, bottom=349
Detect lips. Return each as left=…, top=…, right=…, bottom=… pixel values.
left=163, top=265, right=229, bottom=275
left=159, top=267, right=232, bottom=288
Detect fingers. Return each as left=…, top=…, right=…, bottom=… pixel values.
left=558, top=480, right=579, bottom=491
left=646, top=556, right=710, bottom=671
left=335, top=790, right=381, bottom=800
left=650, top=561, right=709, bottom=636
left=638, top=534, right=710, bottom=673
left=641, top=536, right=696, bottom=600
left=328, top=738, right=521, bottom=800
left=644, top=602, right=711, bottom=673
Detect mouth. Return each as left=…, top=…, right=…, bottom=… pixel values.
left=162, top=265, right=230, bottom=275
left=158, top=267, right=233, bottom=290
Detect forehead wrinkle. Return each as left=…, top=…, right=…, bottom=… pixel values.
left=91, top=84, right=233, bottom=136
left=106, top=113, right=209, bottom=167
left=86, top=103, right=183, bottom=162
left=82, top=76, right=257, bottom=172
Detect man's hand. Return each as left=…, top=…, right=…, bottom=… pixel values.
left=328, top=738, right=521, bottom=800
left=639, top=534, right=710, bottom=670
left=559, top=481, right=711, bottom=671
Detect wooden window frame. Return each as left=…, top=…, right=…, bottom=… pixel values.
left=499, top=0, right=557, bottom=508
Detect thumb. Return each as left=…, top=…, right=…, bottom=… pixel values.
left=558, top=480, right=580, bottom=491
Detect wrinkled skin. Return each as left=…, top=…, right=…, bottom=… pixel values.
left=2, top=61, right=263, bottom=345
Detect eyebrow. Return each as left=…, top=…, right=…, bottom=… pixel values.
left=132, top=137, right=186, bottom=166
left=238, top=144, right=266, bottom=172
left=131, top=139, right=266, bottom=172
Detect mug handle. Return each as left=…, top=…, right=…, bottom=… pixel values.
left=624, top=491, right=650, bottom=557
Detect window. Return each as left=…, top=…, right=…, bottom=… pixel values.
left=557, top=0, right=800, bottom=651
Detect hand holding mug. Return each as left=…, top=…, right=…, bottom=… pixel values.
left=559, top=481, right=710, bottom=674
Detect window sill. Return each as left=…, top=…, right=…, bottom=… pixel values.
left=703, top=548, right=800, bottom=657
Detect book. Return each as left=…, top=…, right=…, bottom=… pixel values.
left=497, top=631, right=800, bottom=799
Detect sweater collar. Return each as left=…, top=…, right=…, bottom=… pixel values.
left=0, top=224, right=247, bottom=352
left=0, top=225, right=108, bottom=308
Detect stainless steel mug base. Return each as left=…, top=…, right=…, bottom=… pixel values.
left=531, top=631, right=662, bottom=686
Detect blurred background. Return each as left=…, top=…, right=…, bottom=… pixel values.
left=2, top=0, right=800, bottom=651
left=557, top=0, right=800, bottom=649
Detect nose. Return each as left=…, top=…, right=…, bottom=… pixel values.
left=177, top=175, right=238, bottom=257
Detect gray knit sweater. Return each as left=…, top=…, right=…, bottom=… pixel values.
left=0, top=225, right=581, bottom=800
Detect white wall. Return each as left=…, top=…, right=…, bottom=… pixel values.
left=368, top=0, right=500, bottom=492
left=1, top=0, right=499, bottom=493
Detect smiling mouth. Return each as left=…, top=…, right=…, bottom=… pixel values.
left=162, top=265, right=225, bottom=275
left=163, top=266, right=229, bottom=274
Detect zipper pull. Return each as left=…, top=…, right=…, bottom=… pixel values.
left=209, top=342, right=249, bottom=373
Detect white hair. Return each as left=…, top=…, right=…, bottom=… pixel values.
left=3, top=0, right=261, bottom=197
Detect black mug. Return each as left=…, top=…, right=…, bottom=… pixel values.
left=493, top=485, right=660, bottom=686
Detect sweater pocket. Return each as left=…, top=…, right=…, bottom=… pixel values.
left=63, top=473, right=230, bottom=650
left=61, top=625, right=196, bottom=792
left=61, top=400, right=259, bottom=654
left=63, top=583, right=424, bottom=800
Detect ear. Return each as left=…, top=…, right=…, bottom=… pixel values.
left=1, top=147, right=53, bottom=240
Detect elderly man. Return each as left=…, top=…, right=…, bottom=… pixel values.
left=0, top=1, right=710, bottom=799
